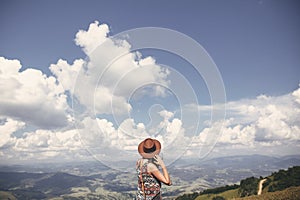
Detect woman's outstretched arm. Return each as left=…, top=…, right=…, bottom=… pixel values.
left=148, top=155, right=171, bottom=185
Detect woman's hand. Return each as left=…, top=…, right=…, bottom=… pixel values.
left=150, top=155, right=171, bottom=185
left=153, top=155, right=165, bottom=168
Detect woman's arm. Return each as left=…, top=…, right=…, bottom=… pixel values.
left=148, top=155, right=171, bottom=185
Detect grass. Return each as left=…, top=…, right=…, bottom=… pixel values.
left=194, top=186, right=300, bottom=200
left=0, top=191, right=17, bottom=200
left=234, top=186, right=300, bottom=200
left=195, top=189, right=239, bottom=200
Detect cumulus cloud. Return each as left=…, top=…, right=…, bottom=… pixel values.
left=0, top=119, right=87, bottom=162
left=14, top=129, right=81, bottom=151
left=70, top=21, right=170, bottom=115
left=216, top=120, right=256, bottom=146
left=75, top=21, right=110, bottom=55
left=0, top=118, right=25, bottom=149
left=292, top=85, right=300, bottom=104
left=0, top=21, right=172, bottom=164
left=188, top=87, right=300, bottom=158
left=1, top=20, right=299, bottom=164
left=49, top=59, right=84, bottom=92
left=0, top=57, right=71, bottom=129
left=50, top=21, right=171, bottom=117
left=70, top=115, right=183, bottom=163
left=0, top=112, right=183, bottom=164
left=1, top=86, right=299, bottom=163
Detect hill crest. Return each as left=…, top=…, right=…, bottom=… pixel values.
left=176, top=166, right=300, bottom=200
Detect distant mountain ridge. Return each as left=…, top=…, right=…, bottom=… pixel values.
left=176, top=154, right=300, bottom=169
left=0, top=172, right=90, bottom=199
left=0, top=154, right=300, bottom=199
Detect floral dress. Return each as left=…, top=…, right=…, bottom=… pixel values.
left=136, top=159, right=161, bottom=200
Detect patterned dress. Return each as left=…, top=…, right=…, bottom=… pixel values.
left=136, top=159, right=161, bottom=200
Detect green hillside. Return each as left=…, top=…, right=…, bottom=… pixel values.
left=176, top=166, right=300, bottom=200
left=235, top=186, right=300, bottom=200
left=0, top=191, right=17, bottom=200
left=195, top=188, right=239, bottom=200
left=263, top=166, right=300, bottom=193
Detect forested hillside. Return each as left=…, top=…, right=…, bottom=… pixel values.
left=176, top=166, right=300, bottom=200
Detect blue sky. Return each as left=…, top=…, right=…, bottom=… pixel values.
left=0, top=0, right=300, bottom=168
left=1, top=0, right=299, bottom=99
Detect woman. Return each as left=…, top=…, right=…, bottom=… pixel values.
left=136, top=138, right=171, bottom=200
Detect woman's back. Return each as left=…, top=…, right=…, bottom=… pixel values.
left=136, top=138, right=171, bottom=200
left=136, top=159, right=161, bottom=200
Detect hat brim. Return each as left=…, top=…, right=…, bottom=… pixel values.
left=138, top=139, right=161, bottom=158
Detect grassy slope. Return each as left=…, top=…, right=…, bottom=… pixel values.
left=190, top=166, right=300, bottom=200
left=194, top=186, right=300, bottom=200
left=234, top=186, right=300, bottom=200
left=195, top=189, right=239, bottom=200
left=0, top=191, right=17, bottom=200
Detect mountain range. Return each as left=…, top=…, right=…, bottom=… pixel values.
left=0, top=154, right=299, bottom=199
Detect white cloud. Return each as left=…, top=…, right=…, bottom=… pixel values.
left=218, top=121, right=256, bottom=146
left=0, top=118, right=25, bottom=148
left=292, top=86, right=300, bottom=104
left=49, top=59, right=84, bottom=92
left=69, top=21, right=170, bottom=116
left=0, top=57, right=71, bottom=129
left=256, top=104, right=297, bottom=141
left=0, top=21, right=172, bottom=164
left=159, top=110, right=174, bottom=120
left=14, top=129, right=81, bottom=151
left=94, top=86, right=132, bottom=115
left=71, top=111, right=187, bottom=164
left=1, top=20, right=299, bottom=164
left=1, top=85, right=299, bottom=163
left=187, top=87, right=300, bottom=158
left=5, top=128, right=85, bottom=162
left=75, top=21, right=110, bottom=55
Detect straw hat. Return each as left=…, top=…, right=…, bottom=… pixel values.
left=138, top=138, right=161, bottom=158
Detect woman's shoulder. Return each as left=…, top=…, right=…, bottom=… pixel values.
left=147, top=162, right=159, bottom=172
left=136, top=158, right=149, bottom=167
